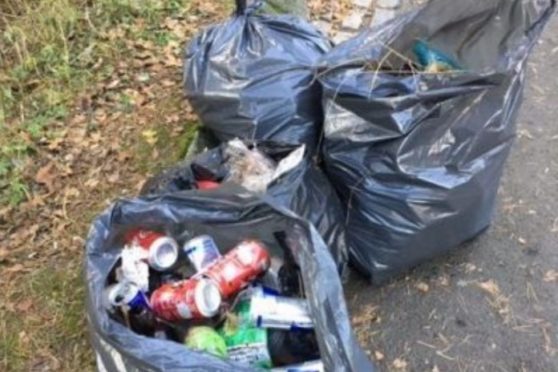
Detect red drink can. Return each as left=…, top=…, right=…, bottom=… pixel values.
left=196, top=180, right=221, bottom=190
left=203, top=240, right=270, bottom=298
left=150, top=278, right=221, bottom=322
left=125, top=229, right=179, bottom=271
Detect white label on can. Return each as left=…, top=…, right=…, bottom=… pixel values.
left=251, top=294, right=314, bottom=329
left=185, top=236, right=221, bottom=272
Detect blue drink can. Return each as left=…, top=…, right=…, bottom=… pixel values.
left=183, top=235, right=222, bottom=272
left=104, top=282, right=150, bottom=313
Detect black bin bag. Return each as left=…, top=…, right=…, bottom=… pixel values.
left=140, top=140, right=349, bottom=276
left=85, top=190, right=373, bottom=371
left=184, top=0, right=331, bottom=150
left=319, top=0, right=555, bottom=284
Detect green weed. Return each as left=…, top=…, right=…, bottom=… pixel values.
left=0, top=0, right=195, bottom=206
left=0, top=265, right=93, bottom=370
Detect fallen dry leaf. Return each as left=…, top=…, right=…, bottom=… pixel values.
left=118, top=151, right=132, bottom=162
left=374, top=350, right=385, bottom=361
left=35, top=162, right=57, bottom=192
left=161, top=79, right=176, bottom=87
left=392, top=358, right=408, bottom=370
left=477, top=279, right=500, bottom=297
left=47, top=136, right=65, bottom=151
left=416, top=282, right=430, bottom=293
left=352, top=305, right=378, bottom=326
left=65, top=187, right=80, bottom=199
left=106, top=79, right=121, bottom=90
left=477, top=279, right=512, bottom=323
left=437, top=275, right=450, bottom=287
left=465, top=263, right=477, bottom=273
left=543, top=270, right=558, bottom=283
left=84, top=177, right=100, bottom=189
left=16, top=299, right=34, bottom=313
left=107, top=173, right=120, bottom=184
left=5, top=263, right=25, bottom=274
left=0, top=247, right=9, bottom=261
left=141, top=129, right=158, bottom=145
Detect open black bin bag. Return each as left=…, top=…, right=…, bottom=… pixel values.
left=183, top=0, right=331, bottom=151
left=140, top=141, right=349, bottom=277
left=319, top=0, right=555, bottom=283
left=85, top=190, right=373, bottom=371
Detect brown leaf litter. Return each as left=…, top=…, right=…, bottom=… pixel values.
left=476, top=279, right=513, bottom=323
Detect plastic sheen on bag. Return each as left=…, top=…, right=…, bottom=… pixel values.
left=183, top=0, right=331, bottom=151
left=140, top=140, right=349, bottom=277
left=319, top=0, right=555, bottom=284
left=85, top=190, right=373, bottom=371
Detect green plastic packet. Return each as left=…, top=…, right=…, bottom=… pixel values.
left=185, top=326, right=228, bottom=359
left=220, top=296, right=272, bottom=369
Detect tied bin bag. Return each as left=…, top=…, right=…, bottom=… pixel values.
left=184, top=0, right=331, bottom=150
left=319, top=0, right=555, bottom=283
left=140, top=140, right=349, bottom=276
left=85, top=190, right=372, bottom=371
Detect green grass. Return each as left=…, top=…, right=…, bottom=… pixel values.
left=134, top=119, right=200, bottom=175
left=0, top=0, right=195, bottom=206
left=1, top=266, right=91, bottom=370
left=0, top=0, right=206, bottom=369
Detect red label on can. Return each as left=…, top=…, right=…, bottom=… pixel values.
left=203, top=240, right=270, bottom=299
left=125, top=229, right=164, bottom=252
left=150, top=278, right=221, bottom=322
left=151, top=279, right=200, bottom=321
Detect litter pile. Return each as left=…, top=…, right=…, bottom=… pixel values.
left=85, top=0, right=555, bottom=370
left=319, top=0, right=555, bottom=284
left=184, top=0, right=330, bottom=150
left=141, top=139, right=349, bottom=275
left=104, top=230, right=322, bottom=370
left=87, top=193, right=372, bottom=371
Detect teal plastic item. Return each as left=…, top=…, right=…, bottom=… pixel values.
left=413, top=40, right=462, bottom=71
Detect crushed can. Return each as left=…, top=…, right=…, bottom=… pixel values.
left=249, top=287, right=313, bottom=330
left=183, top=235, right=222, bottom=272
left=271, top=360, right=324, bottom=372
left=202, top=240, right=270, bottom=298
left=150, top=278, right=221, bottom=322
left=104, top=282, right=150, bottom=313
left=125, top=229, right=179, bottom=271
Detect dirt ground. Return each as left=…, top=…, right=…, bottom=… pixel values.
left=346, top=14, right=558, bottom=372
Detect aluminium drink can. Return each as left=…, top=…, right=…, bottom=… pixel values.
left=203, top=240, right=270, bottom=299
left=249, top=287, right=313, bottom=330
left=183, top=235, right=222, bottom=272
left=125, top=229, right=179, bottom=271
left=150, top=278, right=221, bottom=322
left=104, top=282, right=150, bottom=313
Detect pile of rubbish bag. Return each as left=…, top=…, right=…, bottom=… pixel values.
left=319, top=0, right=555, bottom=283
left=141, top=139, right=348, bottom=276
left=184, top=0, right=331, bottom=150
left=85, top=0, right=555, bottom=369
left=86, top=191, right=372, bottom=371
